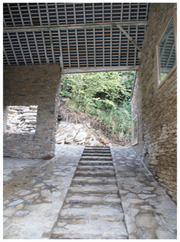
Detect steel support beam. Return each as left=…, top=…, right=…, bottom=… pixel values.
left=4, top=21, right=147, bottom=33
left=62, top=65, right=139, bottom=74
left=117, top=25, right=148, bottom=59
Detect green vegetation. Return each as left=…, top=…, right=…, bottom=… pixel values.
left=60, top=71, right=135, bottom=143
left=160, top=72, right=168, bottom=82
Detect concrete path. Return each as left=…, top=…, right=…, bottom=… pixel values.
left=3, top=145, right=177, bottom=239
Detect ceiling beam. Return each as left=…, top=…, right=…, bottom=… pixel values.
left=103, top=27, right=105, bottom=66
left=7, top=32, right=19, bottom=65
left=16, top=32, right=27, bottom=65
left=3, top=47, right=10, bottom=66
left=160, top=31, right=174, bottom=58
left=3, top=21, right=147, bottom=33
left=160, top=67, right=174, bottom=73
left=58, top=30, right=63, bottom=69
left=165, top=43, right=175, bottom=68
left=85, top=28, right=88, bottom=67
left=41, top=31, right=48, bottom=64
left=75, top=29, right=80, bottom=68
left=33, top=32, right=41, bottom=64
left=62, top=65, right=139, bottom=74
left=25, top=32, right=34, bottom=65
left=126, top=26, right=130, bottom=65
left=134, top=25, right=138, bottom=65
left=93, top=27, right=96, bottom=67
left=117, top=25, right=148, bottom=59
left=118, top=30, right=121, bottom=65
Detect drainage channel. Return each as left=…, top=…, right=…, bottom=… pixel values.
left=50, top=146, right=128, bottom=239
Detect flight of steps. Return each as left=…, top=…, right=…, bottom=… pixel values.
left=51, top=146, right=128, bottom=239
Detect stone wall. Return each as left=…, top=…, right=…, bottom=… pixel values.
left=6, top=106, right=38, bottom=133
left=131, top=72, right=144, bottom=157
left=131, top=3, right=177, bottom=202
left=3, top=64, right=61, bottom=159
left=3, top=106, right=9, bottom=134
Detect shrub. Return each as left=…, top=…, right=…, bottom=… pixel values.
left=60, top=90, right=72, bottom=98
left=60, top=71, right=134, bottom=143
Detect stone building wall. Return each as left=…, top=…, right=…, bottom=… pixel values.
left=131, top=72, right=144, bottom=158
left=3, top=106, right=9, bottom=134
left=131, top=3, right=177, bottom=202
left=3, top=64, right=61, bottom=159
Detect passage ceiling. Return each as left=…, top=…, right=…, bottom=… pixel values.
left=3, top=3, right=149, bottom=73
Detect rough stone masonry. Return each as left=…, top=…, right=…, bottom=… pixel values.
left=131, top=3, right=177, bottom=203
left=3, top=64, right=61, bottom=159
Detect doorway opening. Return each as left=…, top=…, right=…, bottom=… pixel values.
left=56, top=71, right=135, bottom=147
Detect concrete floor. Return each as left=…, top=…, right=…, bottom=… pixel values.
left=3, top=145, right=177, bottom=239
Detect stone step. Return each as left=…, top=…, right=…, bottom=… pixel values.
left=79, top=160, right=113, bottom=166
left=59, top=204, right=124, bottom=220
left=82, top=153, right=111, bottom=156
left=77, top=165, right=114, bottom=171
left=50, top=145, right=129, bottom=240
left=81, top=156, right=112, bottom=161
left=85, top=146, right=110, bottom=148
left=74, top=170, right=115, bottom=177
left=51, top=218, right=128, bottom=239
left=72, top=176, right=117, bottom=185
left=83, top=152, right=111, bottom=155
left=65, top=193, right=121, bottom=204
left=83, top=150, right=111, bottom=153
left=68, top=184, right=118, bottom=194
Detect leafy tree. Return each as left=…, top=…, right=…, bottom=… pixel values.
left=60, top=71, right=135, bottom=142
left=60, top=71, right=134, bottom=107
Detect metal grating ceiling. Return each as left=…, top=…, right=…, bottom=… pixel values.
left=3, top=3, right=149, bottom=73
left=159, top=19, right=176, bottom=72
